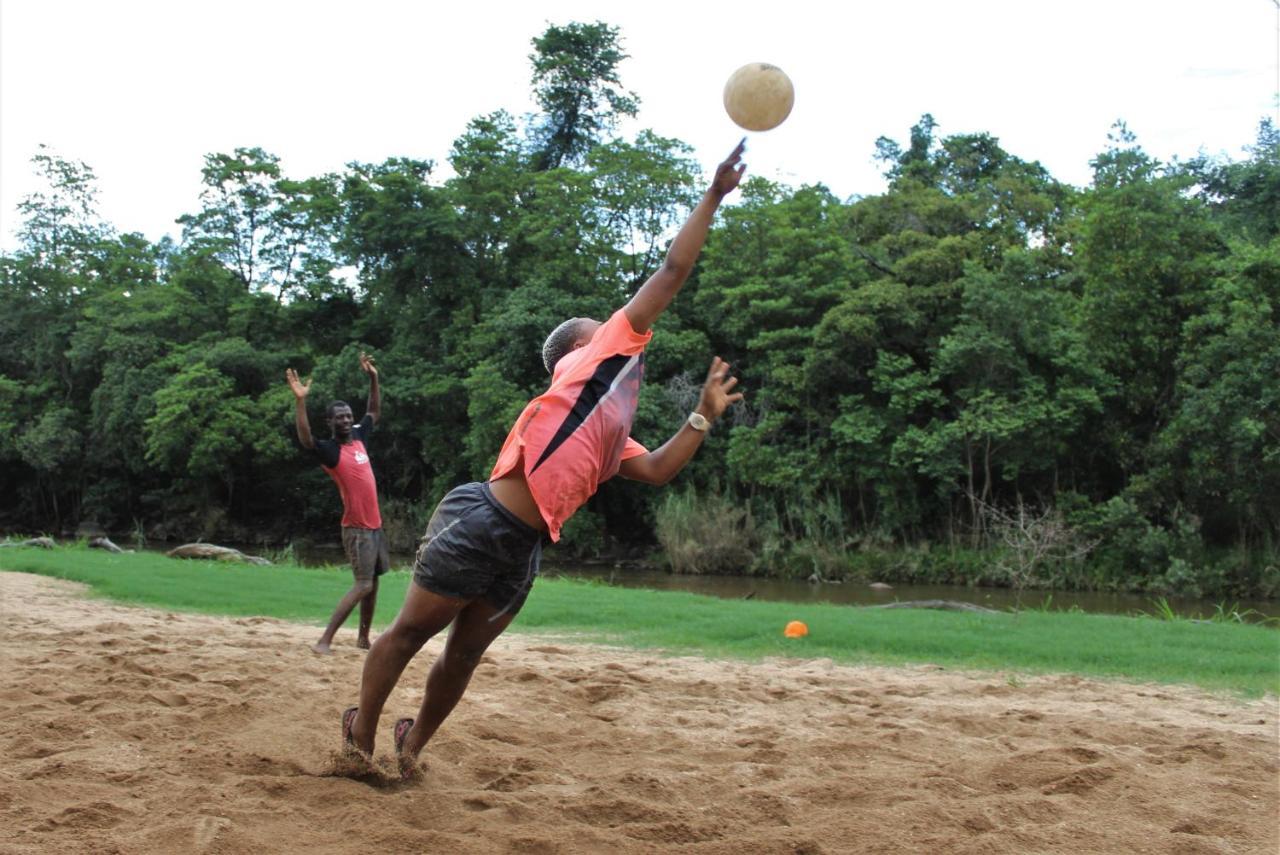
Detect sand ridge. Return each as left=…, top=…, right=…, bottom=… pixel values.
left=0, top=571, right=1276, bottom=854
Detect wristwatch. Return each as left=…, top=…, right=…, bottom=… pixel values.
left=687, top=412, right=710, bottom=432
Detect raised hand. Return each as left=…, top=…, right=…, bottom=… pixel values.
left=285, top=368, right=312, bottom=400
left=359, top=351, right=378, bottom=378
left=709, top=139, right=748, bottom=198
left=697, top=356, right=745, bottom=421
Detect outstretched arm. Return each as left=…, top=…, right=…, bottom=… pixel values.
left=360, top=351, right=381, bottom=424
left=286, top=368, right=315, bottom=449
left=618, top=357, right=743, bottom=485
left=623, top=141, right=747, bottom=334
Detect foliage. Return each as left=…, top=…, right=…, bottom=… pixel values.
left=654, top=489, right=757, bottom=575
left=1, top=23, right=1277, bottom=598
left=528, top=21, right=638, bottom=170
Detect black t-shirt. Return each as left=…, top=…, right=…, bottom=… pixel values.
left=312, top=414, right=374, bottom=469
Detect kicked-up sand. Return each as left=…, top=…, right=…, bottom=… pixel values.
left=0, top=571, right=1276, bottom=854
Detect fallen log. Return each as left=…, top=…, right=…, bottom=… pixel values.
left=0, top=537, right=56, bottom=549
left=88, top=537, right=127, bottom=554
left=166, top=543, right=271, bottom=566
left=873, top=600, right=1002, bottom=614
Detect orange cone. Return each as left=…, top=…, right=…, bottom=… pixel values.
left=784, top=620, right=808, bottom=638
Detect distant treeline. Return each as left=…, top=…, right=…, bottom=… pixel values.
left=1, top=23, right=1276, bottom=597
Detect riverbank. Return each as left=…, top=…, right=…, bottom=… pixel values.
left=2, top=545, right=1276, bottom=695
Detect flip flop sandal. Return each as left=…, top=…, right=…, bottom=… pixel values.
left=393, top=717, right=415, bottom=778
left=341, top=706, right=359, bottom=751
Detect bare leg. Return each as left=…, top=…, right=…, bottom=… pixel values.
left=356, top=575, right=379, bottom=648
left=349, top=581, right=466, bottom=755
left=399, top=598, right=515, bottom=760
left=313, top=578, right=375, bottom=654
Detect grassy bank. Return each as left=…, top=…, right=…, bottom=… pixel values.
left=3, top=545, right=1276, bottom=696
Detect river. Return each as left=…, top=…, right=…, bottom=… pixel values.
left=254, top=542, right=1277, bottom=623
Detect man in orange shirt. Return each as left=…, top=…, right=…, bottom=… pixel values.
left=343, top=142, right=748, bottom=773
left=286, top=353, right=387, bottom=654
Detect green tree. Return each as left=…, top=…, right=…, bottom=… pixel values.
left=145, top=359, right=289, bottom=514
left=1186, top=118, right=1279, bottom=243
left=15, top=145, right=111, bottom=272
left=1077, top=124, right=1225, bottom=483
left=528, top=21, right=638, bottom=170
left=179, top=148, right=341, bottom=299
left=586, top=131, right=700, bottom=287
left=1156, top=243, right=1280, bottom=550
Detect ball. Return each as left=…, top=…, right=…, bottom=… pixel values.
left=723, top=62, right=795, bottom=132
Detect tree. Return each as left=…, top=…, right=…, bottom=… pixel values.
left=586, top=131, right=700, bottom=288
left=1155, top=243, right=1280, bottom=550
left=923, top=254, right=1106, bottom=537
left=15, top=145, right=111, bottom=272
left=1076, top=124, right=1225, bottom=483
left=528, top=21, right=638, bottom=170
left=144, top=358, right=289, bottom=515
left=20, top=405, right=84, bottom=526
left=179, top=148, right=341, bottom=298
left=1183, top=118, right=1279, bottom=244
left=179, top=148, right=281, bottom=290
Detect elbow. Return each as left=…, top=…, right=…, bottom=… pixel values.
left=628, top=467, right=670, bottom=487
left=661, top=257, right=692, bottom=280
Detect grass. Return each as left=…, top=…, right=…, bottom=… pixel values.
left=3, top=545, right=1278, bottom=696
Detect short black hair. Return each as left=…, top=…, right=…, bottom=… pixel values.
left=542, top=318, right=591, bottom=374
left=326, top=400, right=351, bottom=419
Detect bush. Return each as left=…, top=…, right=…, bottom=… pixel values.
left=655, top=490, right=757, bottom=575
left=378, top=497, right=432, bottom=554
left=557, top=507, right=608, bottom=560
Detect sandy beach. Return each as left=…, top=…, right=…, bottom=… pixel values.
left=1, top=571, right=1276, bottom=854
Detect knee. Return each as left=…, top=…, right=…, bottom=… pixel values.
left=444, top=645, right=486, bottom=674
left=355, top=579, right=375, bottom=596
left=391, top=621, right=434, bottom=653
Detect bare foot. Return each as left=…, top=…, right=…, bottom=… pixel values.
left=356, top=637, right=371, bottom=650
left=311, top=641, right=333, bottom=655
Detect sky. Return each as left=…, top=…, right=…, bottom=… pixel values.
left=1, top=0, right=1276, bottom=251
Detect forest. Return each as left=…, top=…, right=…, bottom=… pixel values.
left=2, top=23, right=1276, bottom=598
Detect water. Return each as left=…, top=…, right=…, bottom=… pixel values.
left=540, top=564, right=1279, bottom=623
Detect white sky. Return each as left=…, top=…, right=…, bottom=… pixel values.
left=1, top=0, right=1276, bottom=251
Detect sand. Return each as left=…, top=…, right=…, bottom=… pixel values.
left=0, top=571, right=1276, bottom=854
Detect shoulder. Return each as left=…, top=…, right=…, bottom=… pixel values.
left=312, top=438, right=340, bottom=469
left=550, top=309, right=650, bottom=389
left=593, top=308, right=652, bottom=353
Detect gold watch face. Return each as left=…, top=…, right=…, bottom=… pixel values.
left=688, top=412, right=709, bottom=431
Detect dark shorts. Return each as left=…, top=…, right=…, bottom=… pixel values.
left=342, top=526, right=390, bottom=581
left=412, top=482, right=544, bottom=616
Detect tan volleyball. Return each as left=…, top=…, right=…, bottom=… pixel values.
left=722, top=62, right=794, bottom=132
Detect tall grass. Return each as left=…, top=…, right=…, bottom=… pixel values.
left=2, top=545, right=1277, bottom=695
left=654, top=490, right=756, bottom=575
